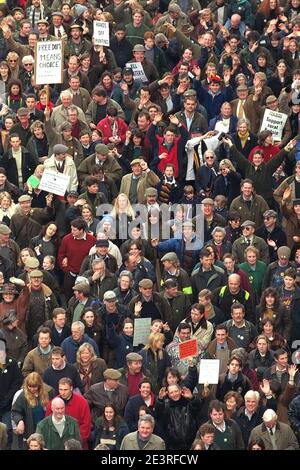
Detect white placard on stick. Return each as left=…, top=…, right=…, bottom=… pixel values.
left=39, top=169, right=70, bottom=196
left=93, top=21, right=110, bottom=46
left=260, top=109, right=287, bottom=142
left=35, top=40, right=63, bottom=85
left=133, top=317, right=151, bottom=346
left=126, top=62, right=148, bottom=83
left=199, top=359, right=220, bottom=384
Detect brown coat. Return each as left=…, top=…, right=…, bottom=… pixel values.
left=281, top=200, right=300, bottom=247
left=22, top=346, right=52, bottom=377
left=230, top=95, right=260, bottom=133
left=77, top=154, right=123, bottom=185
left=120, top=171, right=160, bottom=204
left=74, top=358, right=107, bottom=391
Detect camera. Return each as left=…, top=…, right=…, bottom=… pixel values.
left=218, top=132, right=229, bottom=141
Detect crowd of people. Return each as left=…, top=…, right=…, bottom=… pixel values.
left=1, top=0, right=300, bottom=452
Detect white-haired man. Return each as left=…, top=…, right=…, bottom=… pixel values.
left=248, top=409, right=299, bottom=450
left=36, top=397, right=81, bottom=450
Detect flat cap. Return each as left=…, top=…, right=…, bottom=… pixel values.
left=139, top=278, right=153, bottom=288
left=237, top=84, right=248, bottom=92
left=126, top=352, right=143, bottom=362
left=183, top=89, right=196, bottom=98
left=133, top=44, right=145, bottom=52
left=164, top=278, right=178, bottom=288
left=29, top=270, right=43, bottom=278
left=52, top=11, right=64, bottom=17
left=0, top=224, right=11, bottom=235
left=202, top=198, right=214, bottom=205
left=103, top=290, right=117, bottom=301
left=25, top=257, right=39, bottom=269
left=37, top=18, right=49, bottom=25
left=241, top=220, right=256, bottom=227
left=0, top=284, right=17, bottom=295
left=18, top=194, right=31, bottom=203
left=103, top=368, right=121, bottom=380
left=95, top=143, right=109, bottom=155
left=53, top=144, right=68, bottom=154
left=67, top=190, right=79, bottom=197
left=182, top=220, right=194, bottom=228
left=145, top=187, right=158, bottom=196
left=161, top=252, right=178, bottom=263
left=130, top=158, right=142, bottom=166
left=73, top=282, right=90, bottom=295
left=95, top=239, right=109, bottom=247
left=266, top=95, right=277, bottom=105
left=263, top=209, right=277, bottom=218
left=123, top=66, right=133, bottom=75
left=277, top=246, right=291, bottom=259
left=2, top=310, right=17, bottom=325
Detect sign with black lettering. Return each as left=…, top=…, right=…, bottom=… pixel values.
left=35, top=40, right=63, bottom=85
left=260, top=109, right=288, bottom=142
left=93, top=21, right=110, bottom=46
left=125, top=62, right=148, bottom=83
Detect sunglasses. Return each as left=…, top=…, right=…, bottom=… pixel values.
left=205, top=156, right=214, bottom=160
left=243, top=227, right=252, bottom=230
left=9, top=60, right=17, bottom=63
left=24, top=63, right=33, bottom=66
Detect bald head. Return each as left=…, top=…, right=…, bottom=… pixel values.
left=231, top=14, right=241, bottom=27
left=228, top=274, right=241, bottom=294
left=51, top=397, right=65, bottom=420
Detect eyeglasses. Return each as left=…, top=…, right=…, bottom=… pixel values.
left=9, top=60, right=17, bottom=63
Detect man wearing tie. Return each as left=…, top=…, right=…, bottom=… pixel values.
left=49, top=11, right=69, bottom=40
left=232, top=220, right=269, bottom=264
left=249, top=409, right=299, bottom=450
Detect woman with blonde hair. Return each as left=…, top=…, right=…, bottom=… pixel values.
left=110, top=193, right=135, bottom=247
left=139, top=332, right=171, bottom=393
left=26, top=432, right=46, bottom=450
left=212, top=159, right=241, bottom=205
left=0, top=191, right=16, bottom=225
left=11, top=372, right=55, bottom=448
left=74, top=342, right=107, bottom=393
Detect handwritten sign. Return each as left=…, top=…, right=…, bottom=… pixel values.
left=133, top=318, right=151, bottom=346
left=260, top=109, right=287, bottom=142
left=179, top=338, right=198, bottom=360
left=35, top=40, right=63, bottom=85
left=39, top=169, right=70, bottom=196
left=126, top=62, right=148, bottom=83
left=93, top=21, right=110, bottom=46
left=199, top=359, right=220, bottom=384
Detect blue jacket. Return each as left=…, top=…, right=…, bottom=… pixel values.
left=106, top=322, right=139, bottom=369
left=193, top=79, right=234, bottom=121
left=124, top=394, right=157, bottom=432
left=61, top=334, right=99, bottom=363
left=157, top=235, right=202, bottom=269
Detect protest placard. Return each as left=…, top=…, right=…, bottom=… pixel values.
left=199, top=359, right=220, bottom=384
left=260, top=109, right=288, bottom=142
left=179, top=338, right=198, bottom=360
left=133, top=318, right=151, bottom=346
left=93, top=21, right=110, bottom=46
left=39, top=170, right=70, bottom=196
left=35, top=40, right=63, bottom=85
left=125, top=62, right=148, bottom=82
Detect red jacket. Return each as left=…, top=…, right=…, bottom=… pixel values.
left=156, top=134, right=181, bottom=178
left=96, top=116, right=128, bottom=145
left=46, top=392, right=92, bottom=449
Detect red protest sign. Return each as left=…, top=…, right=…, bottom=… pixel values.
left=179, top=338, right=198, bottom=360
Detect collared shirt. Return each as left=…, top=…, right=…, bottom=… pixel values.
left=73, top=233, right=87, bottom=241
left=213, top=421, right=226, bottom=433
